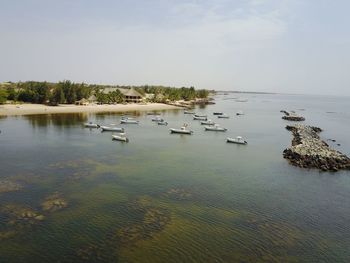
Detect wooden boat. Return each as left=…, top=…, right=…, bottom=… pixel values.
left=218, top=114, right=229, bottom=119
left=84, top=122, right=100, bottom=128
left=151, top=117, right=164, bottom=122
left=121, top=116, right=135, bottom=120
left=112, top=133, right=129, bottom=142
left=121, top=119, right=139, bottom=124
left=100, top=126, right=124, bottom=132
left=200, top=120, right=215, bottom=125
left=170, top=125, right=193, bottom=134
left=213, top=112, right=223, bottom=115
left=227, top=136, right=247, bottom=145
left=194, top=114, right=207, bottom=118
left=193, top=116, right=207, bottom=121
left=157, top=121, right=168, bottom=126
left=204, top=124, right=227, bottom=132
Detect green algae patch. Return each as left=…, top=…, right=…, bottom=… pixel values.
left=0, top=180, right=22, bottom=194
left=41, top=192, right=68, bottom=212
left=0, top=204, right=45, bottom=241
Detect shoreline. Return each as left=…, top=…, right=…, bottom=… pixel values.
left=0, top=103, right=181, bottom=116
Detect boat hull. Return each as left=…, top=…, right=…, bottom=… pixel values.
left=157, top=122, right=168, bottom=126
left=170, top=129, right=193, bottom=134
left=100, top=126, right=124, bottom=132
left=227, top=138, right=247, bottom=144
left=121, top=120, right=139, bottom=124
left=200, top=121, right=215, bottom=125
left=205, top=127, right=227, bottom=132
left=193, top=116, right=207, bottom=121
left=84, top=123, right=99, bottom=128
left=112, top=135, right=129, bottom=142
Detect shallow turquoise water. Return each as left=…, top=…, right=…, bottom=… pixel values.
left=0, top=94, right=350, bottom=262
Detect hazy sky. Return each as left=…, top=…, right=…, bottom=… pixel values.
left=1, top=0, right=349, bottom=95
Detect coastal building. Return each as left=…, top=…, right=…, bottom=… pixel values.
left=101, top=87, right=144, bottom=103
left=88, top=94, right=97, bottom=104
left=122, top=88, right=143, bottom=103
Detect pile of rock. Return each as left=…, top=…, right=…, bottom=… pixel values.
left=280, top=110, right=305, bottom=121
left=283, top=124, right=350, bottom=171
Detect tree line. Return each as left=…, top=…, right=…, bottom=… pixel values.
left=0, top=81, right=209, bottom=105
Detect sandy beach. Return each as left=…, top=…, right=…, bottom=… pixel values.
left=0, top=103, right=181, bottom=116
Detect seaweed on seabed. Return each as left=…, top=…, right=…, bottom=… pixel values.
left=162, top=188, right=193, bottom=201
left=74, top=198, right=171, bottom=262
left=0, top=204, right=45, bottom=241
left=41, top=192, right=68, bottom=212
left=0, top=180, right=23, bottom=194
left=116, top=201, right=171, bottom=246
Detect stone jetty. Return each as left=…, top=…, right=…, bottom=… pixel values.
left=281, top=110, right=305, bottom=121
left=283, top=124, right=350, bottom=171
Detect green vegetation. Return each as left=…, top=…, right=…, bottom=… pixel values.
left=0, top=81, right=209, bottom=105
left=0, top=89, right=8, bottom=104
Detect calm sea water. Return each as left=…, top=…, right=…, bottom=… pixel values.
left=0, top=94, right=350, bottom=262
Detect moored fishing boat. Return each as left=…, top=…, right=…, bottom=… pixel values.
left=184, top=110, right=195, bottom=114
left=157, top=121, right=168, bottom=126
left=213, top=112, right=223, bottom=115
left=227, top=136, right=247, bottom=145
left=151, top=116, right=164, bottom=122
left=170, top=124, right=193, bottom=134
left=200, top=120, right=215, bottom=125
left=193, top=116, right=207, bottom=121
left=121, top=116, right=135, bottom=120
left=84, top=122, right=100, bottom=128
left=204, top=124, right=227, bottom=132
left=112, top=133, right=129, bottom=142
left=218, top=114, right=229, bottom=119
left=236, top=111, right=244, bottom=116
left=100, top=126, right=124, bottom=132
left=194, top=114, right=207, bottom=118
left=120, top=119, right=139, bottom=124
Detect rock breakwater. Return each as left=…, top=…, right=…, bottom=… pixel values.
left=283, top=124, right=350, bottom=171
left=281, top=110, right=305, bottom=121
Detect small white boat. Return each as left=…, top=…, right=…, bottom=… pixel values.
left=194, top=114, right=207, bottom=118
left=218, top=114, right=229, bottom=119
left=170, top=125, right=193, bottom=134
left=193, top=116, right=207, bottom=121
left=121, top=119, right=139, bottom=124
left=100, top=126, right=124, bottom=132
left=121, top=116, right=135, bottom=120
left=227, top=136, right=247, bottom=145
left=151, top=117, right=164, bottom=122
left=184, top=110, right=195, bottom=114
left=205, top=124, right=227, bottom=132
left=200, top=120, right=215, bottom=125
left=236, top=111, right=244, bottom=116
left=112, top=133, right=129, bottom=142
left=157, top=121, right=168, bottom=126
left=84, top=122, right=100, bottom=128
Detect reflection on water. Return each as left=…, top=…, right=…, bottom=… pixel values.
left=24, top=113, right=88, bottom=128
left=0, top=94, right=350, bottom=262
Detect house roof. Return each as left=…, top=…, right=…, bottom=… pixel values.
left=100, top=87, right=143, bottom=97
left=123, top=88, right=143, bottom=97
